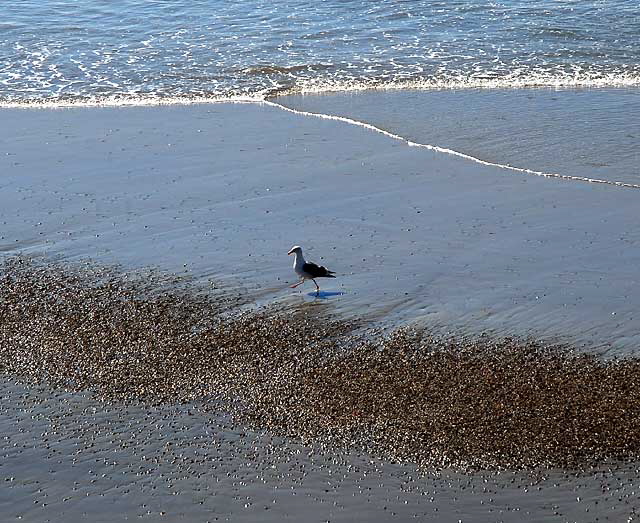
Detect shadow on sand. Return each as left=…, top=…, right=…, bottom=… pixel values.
left=307, top=290, right=345, bottom=299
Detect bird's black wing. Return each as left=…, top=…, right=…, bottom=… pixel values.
left=302, top=262, right=335, bottom=278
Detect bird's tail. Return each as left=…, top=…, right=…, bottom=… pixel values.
left=327, top=271, right=336, bottom=278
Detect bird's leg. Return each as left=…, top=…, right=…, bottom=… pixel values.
left=290, top=280, right=305, bottom=288
left=312, top=279, right=320, bottom=292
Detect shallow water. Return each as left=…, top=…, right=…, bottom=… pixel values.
left=277, top=88, right=640, bottom=185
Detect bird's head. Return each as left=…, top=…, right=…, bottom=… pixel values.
left=287, top=245, right=302, bottom=256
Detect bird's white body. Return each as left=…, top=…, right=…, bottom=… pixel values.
left=291, top=250, right=310, bottom=278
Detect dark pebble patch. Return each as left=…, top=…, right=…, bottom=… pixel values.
left=1, top=257, right=639, bottom=470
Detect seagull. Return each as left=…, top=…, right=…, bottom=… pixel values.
left=287, top=245, right=335, bottom=292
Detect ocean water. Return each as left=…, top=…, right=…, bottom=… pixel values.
left=2, top=0, right=639, bottom=183
left=2, top=0, right=639, bottom=101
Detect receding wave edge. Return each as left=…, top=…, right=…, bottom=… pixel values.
left=1, top=87, right=638, bottom=190
left=264, top=100, right=640, bottom=190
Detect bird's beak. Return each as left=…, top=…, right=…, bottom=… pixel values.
left=287, top=249, right=294, bottom=255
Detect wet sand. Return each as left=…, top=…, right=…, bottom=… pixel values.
left=1, top=102, right=638, bottom=353
left=2, top=379, right=639, bottom=523
left=1, top=101, right=639, bottom=521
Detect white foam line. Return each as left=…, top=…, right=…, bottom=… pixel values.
left=264, top=100, right=640, bottom=190
left=0, top=95, right=266, bottom=109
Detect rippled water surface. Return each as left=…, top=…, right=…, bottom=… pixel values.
left=2, top=0, right=639, bottom=103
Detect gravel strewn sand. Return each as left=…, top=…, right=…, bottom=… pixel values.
left=2, top=258, right=639, bottom=471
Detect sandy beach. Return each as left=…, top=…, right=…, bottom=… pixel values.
left=3, top=1, right=640, bottom=520
left=1, top=101, right=639, bottom=522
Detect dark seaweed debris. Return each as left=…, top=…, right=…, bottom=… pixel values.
left=1, top=257, right=639, bottom=469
